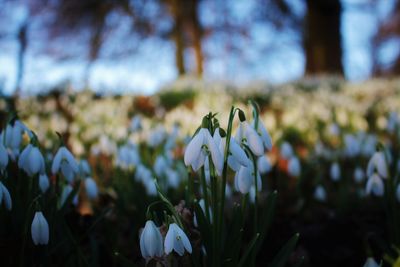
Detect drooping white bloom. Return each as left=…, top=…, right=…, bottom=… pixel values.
left=328, top=123, right=340, bottom=136
left=257, top=155, right=272, bottom=174
left=367, top=152, right=388, bottom=179
left=235, top=121, right=264, bottom=156
left=354, top=167, right=365, bottom=183
left=0, top=143, right=8, bottom=171
left=314, top=185, right=327, bottom=202
left=51, top=146, right=79, bottom=182
left=212, top=128, right=222, bottom=147
left=18, top=144, right=45, bottom=177
left=184, top=128, right=223, bottom=176
left=363, top=257, right=380, bottom=267
left=344, top=134, right=361, bottom=157
left=166, top=168, right=180, bottom=189
left=143, top=179, right=157, bottom=196
left=164, top=223, right=192, bottom=256
left=154, top=155, right=168, bottom=177
left=252, top=119, right=272, bottom=151
left=234, top=164, right=261, bottom=194
left=219, top=137, right=250, bottom=172
left=0, top=182, right=12, bottom=210
left=287, top=156, right=301, bottom=177
left=31, top=211, right=49, bottom=245
left=0, top=120, right=31, bottom=160
left=84, top=177, right=98, bottom=199
left=330, top=162, right=341, bottom=182
left=366, top=173, right=384, bottom=197
left=39, top=174, right=50, bottom=193
left=140, top=220, right=163, bottom=259
left=280, top=142, right=293, bottom=160
left=79, top=160, right=91, bottom=176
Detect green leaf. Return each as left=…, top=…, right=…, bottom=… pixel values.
left=238, top=233, right=260, bottom=267
left=269, top=233, right=300, bottom=267
left=193, top=202, right=212, bottom=255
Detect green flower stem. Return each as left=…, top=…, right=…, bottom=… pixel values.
left=200, top=167, right=211, bottom=222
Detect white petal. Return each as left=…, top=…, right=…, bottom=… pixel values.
left=184, top=130, right=205, bottom=166
left=229, top=138, right=249, bottom=167
left=1, top=183, right=12, bottom=210
left=51, top=149, right=63, bottom=174
left=206, top=131, right=223, bottom=176
left=164, top=224, right=175, bottom=254
left=244, top=122, right=264, bottom=156
left=31, top=212, right=41, bottom=245
left=39, top=174, right=50, bottom=193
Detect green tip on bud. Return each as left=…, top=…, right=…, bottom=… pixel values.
left=219, top=128, right=227, bottom=137
left=213, top=118, right=220, bottom=129
left=238, top=109, right=246, bottom=122
left=201, top=116, right=209, bottom=128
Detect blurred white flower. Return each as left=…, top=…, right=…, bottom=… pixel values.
left=354, top=167, right=365, bottom=183
left=330, top=162, right=341, bottom=182
left=84, top=177, right=98, bottom=199
left=117, top=144, right=140, bottom=169
left=130, top=115, right=142, bottom=132
left=39, top=174, right=50, bottom=193
left=387, top=111, right=399, bottom=133
left=31, top=211, right=49, bottom=245
left=140, top=220, right=163, bottom=259
left=366, top=173, right=384, bottom=197
left=288, top=156, right=301, bottom=177
left=367, top=152, right=388, bottom=179
left=257, top=155, right=272, bottom=174
left=0, top=182, right=12, bottom=210
left=363, top=257, right=380, bottom=267
left=280, top=142, right=293, bottom=160
left=164, top=223, right=192, bottom=256
left=184, top=128, right=223, bottom=176
left=0, top=143, right=9, bottom=171
left=60, top=184, right=78, bottom=207
left=18, top=144, right=45, bottom=177
left=51, top=146, right=79, bottom=183
left=314, top=185, right=327, bottom=202
left=0, top=120, right=31, bottom=160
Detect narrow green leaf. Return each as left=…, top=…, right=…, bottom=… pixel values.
left=238, top=233, right=260, bottom=267
left=269, top=233, right=300, bottom=267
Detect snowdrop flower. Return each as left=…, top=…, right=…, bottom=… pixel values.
left=280, top=142, right=293, bottom=160
left=328, top=123, right=340, bottom=136
left=252, top=119, right=273, bottom=151
left=0, top=143, right=8, bottom=171
left=363, top=257, right=380, bottom=267
left=117, top=144, right=140, bottom=168
left=143, top=179, right=157, bottom=196
left=166, top=168, right=180, bottom=189
left=0, top=120, right=31, bottom=160
left=51, top=146, right=79, bottom=183
left=39, top=174, right=50, bottom=193
left=314, top=186, right=326, bottom=202
left=140, top=220, right=163, bottom=259
left=354, top=167, right=365, bottom=183
left=184, top=128, right=223, bottom=176
left=164, top=223, right=192, bottom=256
left=367, top=152, right=388, bottom=179
left=366, top=173, right=384, bottom=197
left=330, top=162, right=341, bottom=182
left=213, top=128, right=222, bottom=147
left=288, top=156, right=301, bottom=177
left=219, top=137, right=250, bottom=172
left=234, top=165, right=261, bottom=194
left=194, top=199, right=212, bottom=227
left=235, top=120, right=264, bottom=157
left=130, top=115, right=142, bottom=132
left=18, top=144, right=45, bottom=177
left=344, top=134, right=360, bottom=157
left=79, top=160, right=91, bottom=176
left=257, top=155, right=272, bottom=174
left=84, top=177, right=98, bottom=199
left=154, top=155, right=168, bottom=177
left=31, top=211, right=49, bottom=245
left=0, top=182, right=12, bottom=210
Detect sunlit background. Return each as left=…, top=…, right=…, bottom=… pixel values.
left=0, top=0, right=400, bottom=95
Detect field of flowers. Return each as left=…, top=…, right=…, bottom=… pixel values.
left=1, top=77, right=400, bottom=267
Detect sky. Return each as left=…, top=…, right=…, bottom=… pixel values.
left=0, top=0, right=398, bottom=96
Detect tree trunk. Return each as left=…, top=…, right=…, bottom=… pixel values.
left=15, top=20, right=28, bottom=97
left=170, top=0, right=186, bottom=76
left=187, top=0, right=203, bottom=77
left=304, top=0, right=343, bottom=75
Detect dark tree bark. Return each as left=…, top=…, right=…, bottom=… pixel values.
left=169, top=0, right=187, bottom=75
left=15, top=19, right=28, bottom=96
left=304, top=0, right=343, bottom=75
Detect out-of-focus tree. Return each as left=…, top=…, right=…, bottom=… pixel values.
left=303, top=0, right=343, bottom=75
left=372, top=0, right=400, bottom=76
